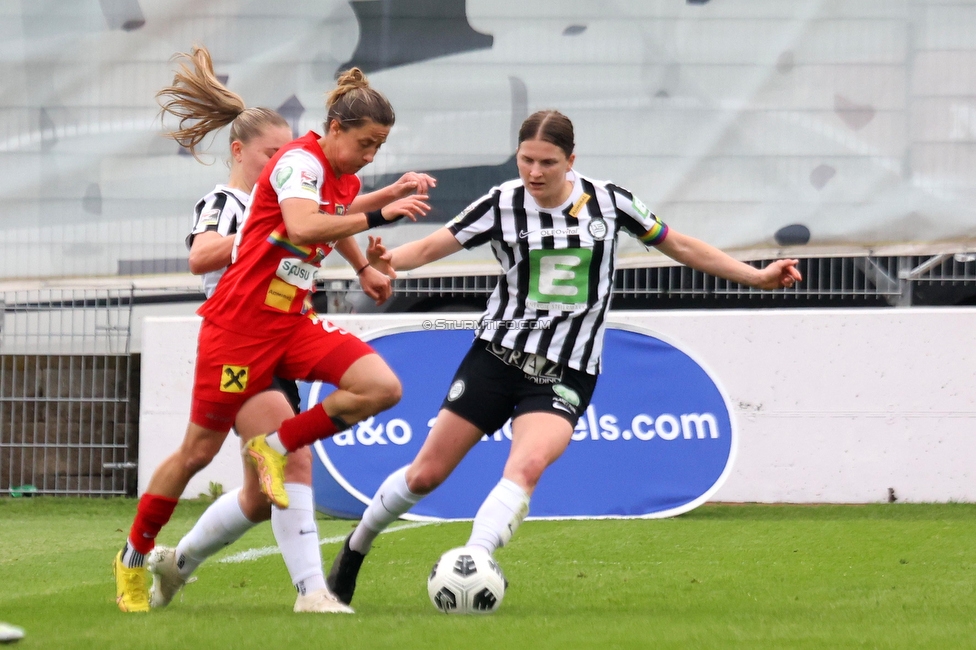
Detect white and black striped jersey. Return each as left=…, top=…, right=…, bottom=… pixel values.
left=185, top=184, right=251, bottom=298
left=448, top=170, right=669, bottom=375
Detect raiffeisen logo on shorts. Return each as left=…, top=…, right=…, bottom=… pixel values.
left=303, top=325, right=736, bottom=520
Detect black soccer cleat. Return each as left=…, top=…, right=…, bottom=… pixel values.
left=327, top=534, right=366, bottom=605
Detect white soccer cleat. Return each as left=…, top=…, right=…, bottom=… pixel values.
left=0, top=622, right=25, bottom=644
left=293, top=588, right=355, bottom=614
left=147, top=546, right=194, bottom=608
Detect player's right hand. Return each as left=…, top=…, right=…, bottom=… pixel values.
left=383, top=194, right=430, bottom=222
left=358, top=264, right=393, bottom=305
left=390, top=172, right=437, bottom=197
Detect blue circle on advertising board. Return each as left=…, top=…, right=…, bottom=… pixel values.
left=305, top=324, right=736, bottom=520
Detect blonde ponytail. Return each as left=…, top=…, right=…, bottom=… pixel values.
left=157, top=46, right=289, bottom=160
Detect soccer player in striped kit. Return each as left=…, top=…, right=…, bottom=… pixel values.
left=325, top=110, right=802, bottom=605
left=113, top=51, right=434, bottom=614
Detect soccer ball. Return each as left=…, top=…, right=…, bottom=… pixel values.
left=427, top=546, right=506, bottom=614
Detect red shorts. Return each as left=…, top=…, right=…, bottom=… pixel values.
left=190, top=315, right=374, bottom=432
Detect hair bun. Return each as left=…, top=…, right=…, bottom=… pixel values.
left=324, top=67, right=395, bottom=129
left=328, top=67, right=369, bottom=107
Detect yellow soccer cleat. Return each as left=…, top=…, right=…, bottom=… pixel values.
left=113, top=551, right=150, bottom=613
left=243, top=434, right=289, bottom=509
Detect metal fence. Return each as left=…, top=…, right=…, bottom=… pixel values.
left=383, top=254, right=976, bottom=309
left=0, top=288, right=140, bottom=496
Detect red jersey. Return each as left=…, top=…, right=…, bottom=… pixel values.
left=199, top=131, right=361, bottom=335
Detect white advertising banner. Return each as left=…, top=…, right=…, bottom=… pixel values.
left=140, top=309, right=976, bottom=504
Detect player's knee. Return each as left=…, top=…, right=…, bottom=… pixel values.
left=508, top=456, right=547, bottom=491
left=368, top=375, right=402, bottom=412
left=238, top=488, right=271, bottom=522
left=180, top=445, right=221, bottom=476
left=405, top=463, right=446, bottom=495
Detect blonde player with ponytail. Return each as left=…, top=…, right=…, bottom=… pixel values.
left=113, top=48, right=434, bottom=615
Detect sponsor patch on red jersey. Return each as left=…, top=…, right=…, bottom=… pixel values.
left=300, top=170, right=318, bottom=192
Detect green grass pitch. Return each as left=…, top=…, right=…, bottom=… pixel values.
left=1, top=498, right=974, bottom=649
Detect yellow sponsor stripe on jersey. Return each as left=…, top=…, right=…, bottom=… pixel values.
left=265, top=278, right=297, bottom=311
left=568, top=193, right=591, bottom=218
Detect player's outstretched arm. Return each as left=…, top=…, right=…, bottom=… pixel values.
left=281, top=194, right=431, bottom=246
left=366, top=228, right=463, bottom=279
left=655, top=230, right=802, bottom=290
left=334, top=236, right=392, bottom=305
left=349, top=172, right=437, bottom=213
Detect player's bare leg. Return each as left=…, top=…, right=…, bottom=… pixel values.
left=147, top=424, right=231, bottom=498
left=328, top=409, right=483, bottom=604
left=466, top=412, right=573, bottom=554
left=148, top=391, right=346, bottom=611
left=148, top=392, right=285, bottom=607
left=114, top=422, right=229, bottom=612
left=247, top=354, right=401, bottom=509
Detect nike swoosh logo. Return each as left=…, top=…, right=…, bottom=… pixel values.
left=299, top=529, right=317, bottom=536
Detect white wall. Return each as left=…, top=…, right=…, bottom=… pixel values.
left=139, top=317, right=244, bottom=498
left=139, top=309, right=976, bottom=502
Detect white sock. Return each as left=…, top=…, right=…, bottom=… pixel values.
left=174, top=488, right=256, bottom=579
left=271, top=483, right=326, bottom=595
left=263, top=432, right=288, bottom=455
left=349, top=466, right=422, bottom=554
left=467, top=478, right=530, bottom=554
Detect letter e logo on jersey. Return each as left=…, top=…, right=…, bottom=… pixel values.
left=220, top=365, right=248, bottom=393
left=528, top=249, right=592, bottom=311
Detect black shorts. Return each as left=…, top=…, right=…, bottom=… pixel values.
left=270, top=376, right=302, bottom=415
left=440, top=339, right=598, bottom=433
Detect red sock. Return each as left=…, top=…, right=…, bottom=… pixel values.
left=127, top=493, right=178, bottom=555
left=277, top=404, right=340, bottom=452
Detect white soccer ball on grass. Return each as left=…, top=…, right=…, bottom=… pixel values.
left=427, top=546, right=506, bottom=614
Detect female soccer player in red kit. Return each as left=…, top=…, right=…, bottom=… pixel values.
left=114, top=66, right=433, bottom=613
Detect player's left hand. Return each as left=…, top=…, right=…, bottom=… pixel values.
left=358, top=263, right=393, bottom=305
left=367, top=235, right=396, bottom=279
left=756, top=258, right=802, bottom=290
left=391, top=172, right=437, bottom=198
